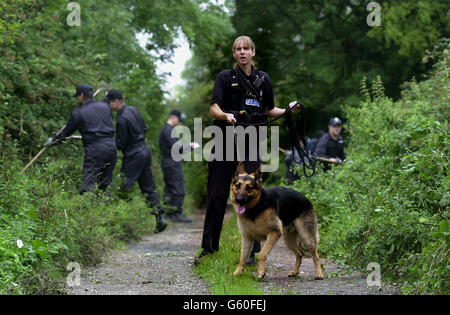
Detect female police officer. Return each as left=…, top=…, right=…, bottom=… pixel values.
left=196, top=36, right=299, bottom=264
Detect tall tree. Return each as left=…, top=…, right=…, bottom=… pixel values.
left=231, top=0, right=449, bottom=129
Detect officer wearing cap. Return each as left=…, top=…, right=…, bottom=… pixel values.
left=314, top=117, right=346, bottom=169
left=46, top=84, right=117, bottom=194
left=105, top=89, right=167, bottom=233
left=159, top=110, right=196, bottom=223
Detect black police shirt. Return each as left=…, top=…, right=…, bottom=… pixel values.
left=210, top=67, right=275, bottom=124
left=56, top=99, right=115, bottom=147
left=314, top=132, right=346, bottom=161
left=115, top=105, right=147, bottom=155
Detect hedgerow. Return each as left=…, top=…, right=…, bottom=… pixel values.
left=290, top=43, right=449, bottom=294
left=0, top=133, right=155, bottom=294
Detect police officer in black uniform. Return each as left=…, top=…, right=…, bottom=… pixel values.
left=314, top=117, right=346, bottom=170
left=46, top=84, right=117, bottom=194
left=105, top=89, right=167, bottom=233
left=196, top=36, right=300, bottom=265
left=159, top=110, right=196, bottom=223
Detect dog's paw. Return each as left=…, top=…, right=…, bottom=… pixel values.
left=287, top=271, right=298, bottom=278
left=314, top=275, right=324, bottom=280
left=257, top=272, right=266, bottom=281
left=233, top=268, right=244, bottom=276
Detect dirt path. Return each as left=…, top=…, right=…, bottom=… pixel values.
left=66, top=213, right=210, bottom=295
left=66, top=211, right=400, bottom=295
left=260, top=237, right=400, bottom=295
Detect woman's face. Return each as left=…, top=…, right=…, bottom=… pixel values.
left=233, top=40, right=255, bottom=67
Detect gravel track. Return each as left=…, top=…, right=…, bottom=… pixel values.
left=66, top=211, right=400, bottom=295
left=259, top=238, right=401, bottom=295
left=66, top=213, right=210, bottom=295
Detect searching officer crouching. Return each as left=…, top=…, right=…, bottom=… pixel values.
left=105, top=89, right=167, bottom=233
left=314, top=117, right=346, bottom=170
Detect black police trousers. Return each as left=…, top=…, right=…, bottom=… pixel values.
left=162, top=159, right=185, bottom=214
left=80, top=139, right=117, bottom=195
left=201, top=160, right=261, bottom=254
left=121, top=144, right=162, bottom=213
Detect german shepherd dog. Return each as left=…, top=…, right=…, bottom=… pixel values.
left=231, top=163, right=324, bottom=280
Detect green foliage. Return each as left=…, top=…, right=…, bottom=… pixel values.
left=290, top=49, right=449, bottom=294
left=0, top=138, right=154, bottom=294
left=230, top=0, right=449, bottom=131
left=0, top=0, right=233, bottom=294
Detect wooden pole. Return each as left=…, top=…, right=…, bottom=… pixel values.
left=19, top=124, right=66, bottom=175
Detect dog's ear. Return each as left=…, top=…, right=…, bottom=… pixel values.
left=253, top=167, right=262, bottom=183
left=237, top=162, right=246, bottom=174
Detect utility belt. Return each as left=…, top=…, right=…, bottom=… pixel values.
left=82, top=132, right=114, bottom=147
left=213, top=109, right=268, bottom=128
left=123, top=138, right=146, bottom=151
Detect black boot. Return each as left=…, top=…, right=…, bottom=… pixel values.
left=171, top=205, right=192, bottom=223
left=154, top=212, right=167, bottom=233
left=172, top=212, right=192, bottom=223
left=151, top=206, right=167, bottom=233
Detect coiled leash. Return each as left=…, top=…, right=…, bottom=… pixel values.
left=230, top=65, right=316, bottom=177
left=233, top=101, right=316, bottom=178
left=284, top=102, right=316, bottom=178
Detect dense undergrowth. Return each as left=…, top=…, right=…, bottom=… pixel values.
left=0, top=138, right=155, bottom=294
left=290, top=46, right=449, bottom=294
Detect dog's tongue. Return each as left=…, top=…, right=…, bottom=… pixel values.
left=236, top=204, right=246, bottom=214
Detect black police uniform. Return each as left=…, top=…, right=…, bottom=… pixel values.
left=314, top=132, right=346, bottom=170
left=54, top=99, right=117, bottom=194
left=200, top=66, right=275, bottom=255
left=159, top=123, right=191, bottom=216
left=115, top=105, right=164, bottom=215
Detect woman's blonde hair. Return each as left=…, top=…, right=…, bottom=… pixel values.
left=232, top=36, right=257, bottom=67
left=232, top=36, right=256, bottom=52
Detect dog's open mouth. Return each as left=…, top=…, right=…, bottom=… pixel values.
left=236, top=204, right=246, bottom=214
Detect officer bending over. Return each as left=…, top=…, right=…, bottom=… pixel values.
left=105, top=89, right=167, bottom=233
left=46, top=84, right=117, bottom=195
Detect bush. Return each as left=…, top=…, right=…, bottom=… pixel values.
left=0, top=138, right=154, bottom=294
left=290, top=46, right=449, bottom=294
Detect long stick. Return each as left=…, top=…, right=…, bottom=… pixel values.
left=315, top=156, right=348, bottom=164
left=279, top=147, right=347, bottom=165
left=19, top=124, right=66, bottom=175
left=19, top=147, right=47, bottom=175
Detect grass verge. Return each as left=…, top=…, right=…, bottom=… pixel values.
left=193, top=211, right=264, bottom=295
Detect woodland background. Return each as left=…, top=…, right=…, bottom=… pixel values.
left=0, top=0, right=448, bottom=294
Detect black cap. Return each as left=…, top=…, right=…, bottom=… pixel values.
left=329, top=117, right=343, bottom=126
left=73, top=84, right=93, bottom=97
left=169, top=110, right=186, bottom=122
left=105, top=89, right=123, bottom=102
